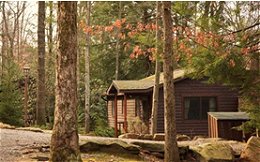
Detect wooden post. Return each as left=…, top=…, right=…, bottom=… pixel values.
left=215, top=119, right=219, bottom=138
left=124, top=94, right=127, bottom=133
left=114, top=94, right=118, bottom=137
left=208, top=114, right=211, bottom=137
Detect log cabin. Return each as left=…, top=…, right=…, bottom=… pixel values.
left=106, top=69, right=239, bottom=137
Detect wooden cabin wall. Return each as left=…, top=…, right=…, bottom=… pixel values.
left=157, top=78, right=239, bottom=136
left=107, top=99, right=137, bottom=131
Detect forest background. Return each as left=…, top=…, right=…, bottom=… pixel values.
left=0, top=1, right=259, bottom=137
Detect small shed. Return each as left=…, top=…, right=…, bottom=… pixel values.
left=208, top=112, right=249, bottom=141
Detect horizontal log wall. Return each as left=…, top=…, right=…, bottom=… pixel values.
left=157, top=78, right=238, bottom=136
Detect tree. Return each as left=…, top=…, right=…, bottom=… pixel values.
left=85, top=1, right=91, bottom=133
left=50, top=2, right=82, bottom=161
left=162, top=2, right=180, bottom=162
left=36, top=1, right=46, bottom=126
left=151, top=1, right=161, bottom=135
left=179, top=1, right=260, bottom=136
left=45, top=1, right=55, bottom=126
left=115, top=1, right=122, bottom=80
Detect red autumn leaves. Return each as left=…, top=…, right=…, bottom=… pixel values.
left=80, top=18, right=259, bottom=65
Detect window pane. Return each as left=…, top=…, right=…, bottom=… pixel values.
left=201, top=97, right=216, bottom=119
left=184, top=97, right=200, bottom=119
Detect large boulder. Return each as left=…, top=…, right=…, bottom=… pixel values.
left=16, top=127, right=44, bottom=133
left=142, top=134, right=153, bottom=140
left=118, top=133, right=139, bottom=139
left=153, top=133, right=165, bottom=141
left=177, top=134, right=191, bottom=141
left=0, top=122, right=15, bottom=129
left=131, top=141, right=164, bottom=153
left=191, top=142, right=234, bottom=162
left=240, top=136, right=260, bottom=162
left=80, top=139, right=140, bottom=155
left=131, top=141, right=191, bottom=160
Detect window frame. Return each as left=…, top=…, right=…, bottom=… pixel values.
left=182, top=95, right=218, bottom=121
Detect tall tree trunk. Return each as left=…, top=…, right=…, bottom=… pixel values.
left=37, top=1, right=46, bottom=126
left=85, top=1, right=91, bottom=133
left=115, top=1, right=122, bottom=80
left=46, top=1, right=53, bottom=126
left=50, top=2, right=81, bottom=161
left=151, top=1, right=161, bottom=135
left=1, top=2, right=5, bottom=83
left=162, top=2, right=180, bottom=162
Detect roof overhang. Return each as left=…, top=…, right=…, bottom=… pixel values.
left=106, top=69, right=188, bottom=95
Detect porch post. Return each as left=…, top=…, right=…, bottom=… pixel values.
left=124, top=94, right=127, bottom=133
left=114, top=94, right=118, bottom=137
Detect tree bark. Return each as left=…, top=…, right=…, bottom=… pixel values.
left=85, top=1, right=91, bottom=133
left=50, top=2, right=82, bottom=161
left=151, top=1, right=161, bottom=135
left=162, top=2, right=180, bottom=162
left=115, top=1, right=122, bottom=80
left=36, top=1, right=46, bottom=126
left=46, top=1, right=53, bottom=125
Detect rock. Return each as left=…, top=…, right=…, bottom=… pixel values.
left=22, top=149, right=37, bottom=154
left=191, top=142, right=234, bottom=162
left=193, top=135, right=207, bottom=140
left=240, top=136, right=260, bottom=162
left=131, top=141, right=190, bottom=160
left=153, top=133, right=164, bottom=141
left=224, top=140, right=246, bottom=157
left=80, top=139, right=140, bottom=155
left=138, top=134, right=145, bottom=139
left=16, top=127, right=44, bottom=133
left=177, top=134, right=191, bottom=141
left=31, top=156, right=49, bottom=161
left=0, top=122, right=15, bottom=129
left=131, top=141, right=164, bottom=153
left=151, top=152, right=164, bottom=159
left=143, top=134, right=153, bottom=140
left=118, top=133, right=139, bottom=139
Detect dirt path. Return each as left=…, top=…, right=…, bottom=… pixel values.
left=0, top=129, right=152, bottom=162
left=0, top=128, right=51, bottom=161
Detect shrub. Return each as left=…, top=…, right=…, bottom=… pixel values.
left=128, top=117, right=149, bottom=134
left=0, top=61, right=23, bottom=126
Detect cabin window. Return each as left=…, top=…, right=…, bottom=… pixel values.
left=184, top=97, right=216, bottom=120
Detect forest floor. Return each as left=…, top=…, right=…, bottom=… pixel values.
left=0, top=128, right=161, bottom=162
left=0, top=127, right=246, bottom=162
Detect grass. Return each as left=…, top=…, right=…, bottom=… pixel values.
left=81, top=152, right=144, bottom=162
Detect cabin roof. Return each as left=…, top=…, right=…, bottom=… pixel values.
left=208, top=112, right=249, bottom=120
left=107, top=69, right=186, bottom=94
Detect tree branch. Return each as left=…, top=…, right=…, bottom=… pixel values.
left=231, top=22, right=260, bottom=34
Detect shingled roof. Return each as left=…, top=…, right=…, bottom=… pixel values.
left=107, top=69, right=186, bottom=94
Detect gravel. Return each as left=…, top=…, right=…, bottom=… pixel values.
left=0, top=128, right=51, bottom=161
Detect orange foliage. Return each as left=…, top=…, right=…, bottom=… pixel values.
left=229, top=59, right=235, bottom=67
left=113, top=19, right=122, bottom=29
left=125, top=23, right=132, bottom=30
left=83, top=26, right=92, bottom=34
left=137, top=22, right=145, bottom=31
